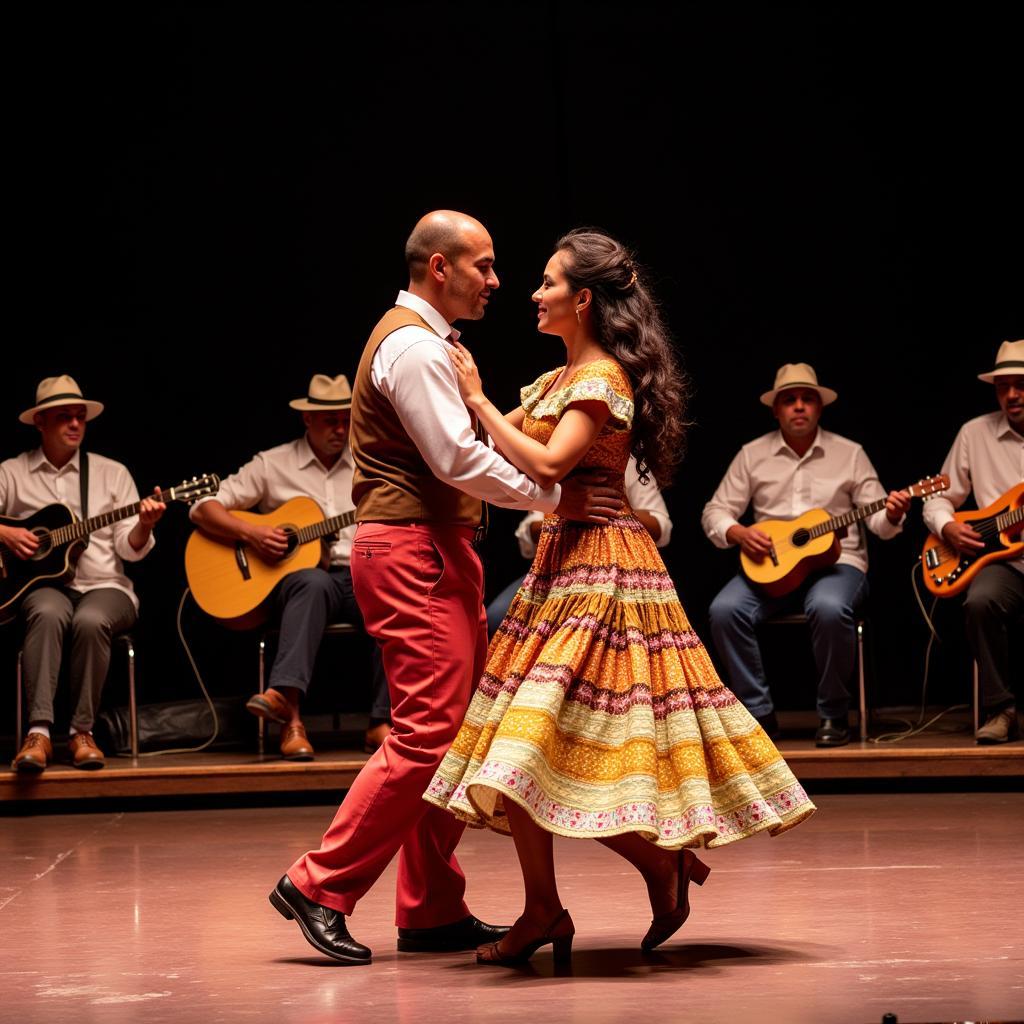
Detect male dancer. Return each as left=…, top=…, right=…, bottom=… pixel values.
left=270, top=211, right=623, bottom=962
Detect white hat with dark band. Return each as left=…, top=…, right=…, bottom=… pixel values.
left=19, top=375, right=104, bottom=424
left=760, top=363, right=838, bottom=407
left=289, top=374, right=352, bottom=411
left=978, top=340, right=1024, bottom=383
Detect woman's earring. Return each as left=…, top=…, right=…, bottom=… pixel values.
left=575, top=307, right=582, bottom=324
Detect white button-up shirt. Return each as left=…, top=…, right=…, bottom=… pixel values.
left=922, top=411, right=1024, bottom=574
left=0, top=448, right=154, bottom=609
left=191, top=436, right=355, bottom=566
left=514, top=455, right=673, bottom=559
left=701, top=428, right=901, bottom=574
left=368, top=291, right=561, bottom=513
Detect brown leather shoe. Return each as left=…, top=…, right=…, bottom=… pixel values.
left=13, top=733, right=53, bottom=773
left=246, top=687, right=292, bottom=724
left=364, top=720, right=391, bottom=753
left=280, top=722, right=314, bottom=761
left=69, top=732, right=105, bottom=770
left=976, top=707, right=1020, bottom=745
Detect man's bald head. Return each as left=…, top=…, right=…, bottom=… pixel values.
left=405, top=210, right=489, bottom=282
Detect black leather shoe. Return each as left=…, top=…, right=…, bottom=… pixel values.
left=269, top=875, right=372, bottom=964
left=755, top=711, right=782, bottom=740
left=397, top=914, right=510, bottom=952
left=815, top=716, right=851, bottom=747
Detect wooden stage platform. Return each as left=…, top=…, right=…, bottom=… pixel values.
left=4, top=710, right=1022, bottom=806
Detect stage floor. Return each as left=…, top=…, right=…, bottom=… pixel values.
left=3, top=710, right=1022, bottom=805
left=2, top=793, right=1022, bottom=1024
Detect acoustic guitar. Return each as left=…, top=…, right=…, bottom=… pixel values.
left=920, top=481, right=1024, bottom=597
left=0, top=474, right=221, bottom=624
left=740, top=474, right=950, bottom=597
left=184, top=494, right=355, bottom=628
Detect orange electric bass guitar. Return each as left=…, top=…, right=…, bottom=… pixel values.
left=920, top=481, right=1024, bottom=597
left=740, top=475, right=950, bottom=597
left=184, top=495, right=355, bottom=629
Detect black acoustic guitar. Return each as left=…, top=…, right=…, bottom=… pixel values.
left=0, top=474, right=219, bottom=623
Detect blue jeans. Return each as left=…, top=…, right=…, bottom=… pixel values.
left=708, top=565, right=868, bottom=720
left=486, top=574, right=527, bottom=638
left=271, top=567, right=390, bottom=722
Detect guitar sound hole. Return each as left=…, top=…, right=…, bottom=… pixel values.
left=792, top=528, right=810, bottom=548
left=31, top=529, right=52, bottom=560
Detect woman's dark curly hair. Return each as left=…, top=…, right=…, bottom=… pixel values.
left=555, top=228, right=690, bottom=486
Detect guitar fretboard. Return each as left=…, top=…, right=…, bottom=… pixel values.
left=806, top=497, right=888, bottom=540
left=295, top=511, right=356, bottom=545
left=997, top=505, right=1024, bottom=532
left=49, top=488, right=175, bottom=547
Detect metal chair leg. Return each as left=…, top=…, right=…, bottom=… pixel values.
left=124, top=635, right=138, bottom=761
left=258, top=633, right=266, bottom=756
left=972, top=660, right=980, bottom=736
left=857, top=620, right=867, bottom=742
left=16, top=649, right=24, bottom=752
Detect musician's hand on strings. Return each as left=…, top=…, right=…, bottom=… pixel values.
left=0, top=525, right=40, bottom=560
left=727, top=524, right=774, bottom=561
left=884, top=489, right=912, bottom=525
left=246, top=524, right=290, bottom=561
left=942, top=520, right=985, bottom=555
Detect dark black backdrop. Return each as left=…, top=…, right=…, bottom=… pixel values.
left=4, top=4, right=1021, bottom=731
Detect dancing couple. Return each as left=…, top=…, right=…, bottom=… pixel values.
left=269, top=210, right=815, bottom=966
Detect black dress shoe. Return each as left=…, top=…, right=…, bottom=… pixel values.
left=397, top=914, right=510, bottom=952
left=269, top=875, right=372, bottom=964
left=755, top=711, right=782, bottom=740
left=815, top=716, right=851, bottom=748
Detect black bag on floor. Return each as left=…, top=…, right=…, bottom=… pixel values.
left=96, top=696, right=250, bottom=755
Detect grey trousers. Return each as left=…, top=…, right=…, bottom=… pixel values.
left=20, top=586, right=137, bottom=732
left=964, top=563, right=1024, bottom=714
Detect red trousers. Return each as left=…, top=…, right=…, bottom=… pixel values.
left=287, top=522, right=487, bottom=928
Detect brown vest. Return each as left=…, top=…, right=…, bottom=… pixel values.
left=350, top=306, right=483, bottom=525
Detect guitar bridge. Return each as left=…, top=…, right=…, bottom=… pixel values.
left=924, top=547, right=942, bottom=570
left=234, top=544, right=252, bottom=581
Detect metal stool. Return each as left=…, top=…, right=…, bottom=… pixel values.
left=256, top=621, right=358, bottom=755
left=16, top=632, right=139, bottom=760
left=760, top=613, right=869, bottom=741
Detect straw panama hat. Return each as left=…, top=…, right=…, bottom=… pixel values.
left=760, top=363, right=838, bottom=407
left=977, top=340, right=1024, bottom=383
left=19, top=375, right=104, bottom=425
left=289, top=374, right=352, bottom=411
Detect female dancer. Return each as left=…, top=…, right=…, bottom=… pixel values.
left=426, top=229, right=815, bottom=965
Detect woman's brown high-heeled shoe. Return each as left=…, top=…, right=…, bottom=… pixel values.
left=641, top=848, right=711, bottom=951
left=476, top=908, right=575, bottom=966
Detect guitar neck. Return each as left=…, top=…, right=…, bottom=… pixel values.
left=294, top=510, right=356, bottom=545
left=808, top=498, right=888, bottom=540
left=997, top=504, right=1024, bottom=532
left=50, top=487, right=176, bottom=547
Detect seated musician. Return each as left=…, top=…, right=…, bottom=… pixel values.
left=0, top=376, right=165, bottom=772
left=485, top=454, right=674, bottom=636
left=701, top=363, right=910, bottom=747
left=190, top=374, right=390, bottom=760
left=922, top=340, right=1024, bottom=744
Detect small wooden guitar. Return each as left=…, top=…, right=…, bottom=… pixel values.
left=740, top=474, right=950, bottom=597
left=921, top=481, right=1024, bottom=597
left=184, top=494, right=355, bottom=628
left=0, top=474, right=221, bottom=624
